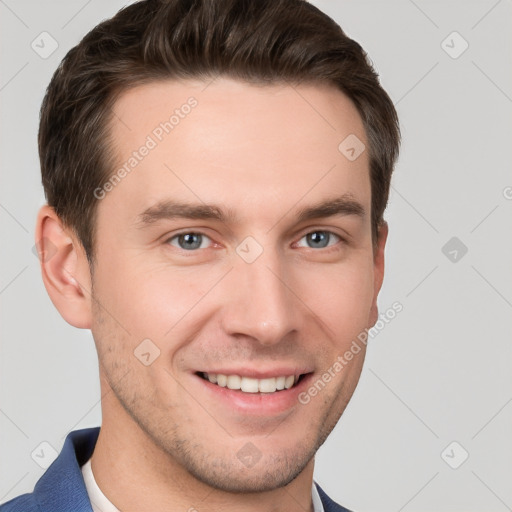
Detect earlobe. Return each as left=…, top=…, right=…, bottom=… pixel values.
left=34, top=205, right=93, bottom=329
left=368, top=221, right=388, bottom=327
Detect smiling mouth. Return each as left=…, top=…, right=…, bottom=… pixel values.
left=196, top=372, right=309, bottom=393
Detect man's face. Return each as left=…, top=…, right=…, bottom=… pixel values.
left=90, top=78, right=385, bottom=492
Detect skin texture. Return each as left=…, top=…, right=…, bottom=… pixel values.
left=36, top=77, right=387, bottom=512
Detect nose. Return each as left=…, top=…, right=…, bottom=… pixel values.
left=220, top=249, right=300, bottom=346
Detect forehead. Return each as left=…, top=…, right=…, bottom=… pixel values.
left=101, top=78, right=370, bottom=228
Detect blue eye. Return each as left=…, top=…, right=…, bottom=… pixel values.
left=167, top=232, right=212, bottom=250
left=166, top=230, right=342, bottom=253
left=297, top=231, right=341, bottom=249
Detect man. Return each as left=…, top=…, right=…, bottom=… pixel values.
left=1, top=0, right=400, bottom=510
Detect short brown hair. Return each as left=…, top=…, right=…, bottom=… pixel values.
left=39, top=0, right=400, bottom=266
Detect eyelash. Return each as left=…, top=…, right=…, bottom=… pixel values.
left=164, top=229, right=345, bottom=253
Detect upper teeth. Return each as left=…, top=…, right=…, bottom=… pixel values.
left=203, top=373, right=297, bottom=393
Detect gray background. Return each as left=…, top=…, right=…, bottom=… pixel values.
left=1, top=1, right=511, bottom=511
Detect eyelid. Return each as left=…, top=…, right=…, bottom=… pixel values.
left=294, top=225, right=349, bottom=243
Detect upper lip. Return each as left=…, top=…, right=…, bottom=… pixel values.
left=195, top=367, right=313, bottom=379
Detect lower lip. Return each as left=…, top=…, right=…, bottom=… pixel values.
left=193, top=373, right=314, bottom=416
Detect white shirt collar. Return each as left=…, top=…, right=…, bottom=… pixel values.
left=311, top=480, right=326, bottom=512
left=81, top=458, right=324, bottom=512
left=81, top=458, right=120, bottom=512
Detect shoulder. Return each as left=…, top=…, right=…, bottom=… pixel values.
left=0, top=493, right=41, bottom=512
left=315, top=482, right=354, bottom=512
left=0, top=427, right=100, bottom=512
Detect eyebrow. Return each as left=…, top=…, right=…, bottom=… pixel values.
left=135, top=194, right=366, bottom=228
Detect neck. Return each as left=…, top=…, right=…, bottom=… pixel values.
left=91, top=379, right=316, bottom=512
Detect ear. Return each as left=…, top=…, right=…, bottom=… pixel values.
left=34, top=205, right=93, bottom=329
left=368, top=221, right=388, bottom=327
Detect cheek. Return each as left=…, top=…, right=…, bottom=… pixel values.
left=300, top=255, right=375, bottom=335
left=93, top=256, right=218, bottom=342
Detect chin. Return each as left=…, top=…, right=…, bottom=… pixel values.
left=183, top=451, right=311, bottom=494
